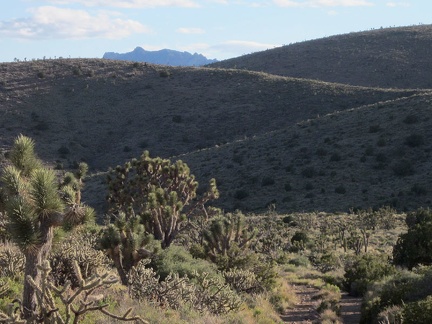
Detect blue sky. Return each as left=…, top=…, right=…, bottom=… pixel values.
left=0, top=0, right=428, bottom=62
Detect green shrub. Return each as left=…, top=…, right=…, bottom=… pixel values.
left=284, top=182, right=292, bottom=191
left=369, top=125, right=381, bottom=133
left=291, top=231, right=310, bottom=247
left=405, top=134, right=424, bottom=147
left=335, top=185, right=346, bottom=194
left=261, top=176, right=275, bottom=186
left=288, top=255, right=310, bottom=267
left=159, top=70, right=170, bottom=77
left=301, top=166, right=315, bottom=178
left=151, top=245, right=218, bottom=281
left=403, top=295, right=432, bottom=324
left=344, top=254, right=395, bottom=296
left=330, top=152, right=341, bottom=162
left=58, top=145, right=70, bottom=155
left=392, top=159, right=414, bottom=177
left=34, top=121, right=49, bottom=131
left=377, top=137, right=387, bottom=147
left=411, top=184, right=427, bottom=196
left=72, top=66, right=82, bottom=76
left=234, top=189, right=249, bottom=200
left=305, top=182, right=314, bottom=190
left=316, top=148, right=328, bottom=156
left=172, top=115, right=182, bottom=123
left=393, top=210, right=432, bottom=269
left=403, top=114, right=419, bottom=124
left=365, top=145, right=374, bottom=156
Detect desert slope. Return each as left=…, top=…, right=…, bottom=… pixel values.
left=210, top=25, right=432, bottom=89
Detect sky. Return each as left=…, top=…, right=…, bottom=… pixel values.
left=0, top=0, right=430, bottom=63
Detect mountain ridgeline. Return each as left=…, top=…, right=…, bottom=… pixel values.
left=103, top=47, right=218, bottom=66
left=1, top=24, right=432, bottom=214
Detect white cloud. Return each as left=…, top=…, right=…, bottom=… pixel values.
left=45, top=0, right=199, bottom=8
left=386, top=2, right=410, bottom=7
left=273, top=0, right=374, bottom=7
left=176, top=27, right=205, bottom=34
left=0, top=6, right=150, bottom=39
left=210, top=40, right=277, bottom=55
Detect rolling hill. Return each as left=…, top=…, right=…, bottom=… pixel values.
left=0, top=25, right=431, bottom=215
left=210, top=25, right=432, bottom=89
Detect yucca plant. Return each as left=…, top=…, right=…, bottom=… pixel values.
left=0, top=135, right=94, bottom=319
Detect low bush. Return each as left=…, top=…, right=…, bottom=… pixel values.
left=344, top=254, right=395, bottom=296
left=403, top=295, right=432, bottom=324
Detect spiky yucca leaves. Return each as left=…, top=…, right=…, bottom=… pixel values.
left=104, top=151, right=218, bottom=284
left=8, top=135, right=41, bottom=177
left=0, top=135, right=94, bottom=319
left=107, top=151, right=218, bottom=249
left=100, top=212, right=156, bottom=285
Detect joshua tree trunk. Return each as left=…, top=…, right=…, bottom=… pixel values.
left=22, top=224, right=54, bottom=319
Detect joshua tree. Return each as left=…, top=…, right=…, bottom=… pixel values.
left=103, top=151, right=218, bottom=284
left=0, top=135, right=93, bottom=319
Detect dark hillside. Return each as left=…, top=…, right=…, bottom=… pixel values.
left=177, top=93, right=432, bottom=213
left=211, top=25, right=432, bottom=89
left=0, top=59, right=415, bottom=172
left=0, top=58, right=430, bottom=214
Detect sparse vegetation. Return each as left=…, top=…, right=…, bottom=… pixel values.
left=2, top=25, right=432, bottom=323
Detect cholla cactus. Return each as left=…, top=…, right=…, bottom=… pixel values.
left=0, top=135, right=94, bottom=319
left=50, top=229, right=110, bottom=287
left=0, top=245, right=25, bottom=278
left=192, top=271, right=242, bottom=315
left=223, top=268, right=262, bottom=293
left=203, top=210, right=256, bottom=263
left=128, top=260, right=241, bottom=315
left=25, top=260, right=147, bottom=323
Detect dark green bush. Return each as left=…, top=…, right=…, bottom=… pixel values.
left=329, top=152, right=341, bottom=162
left=305, top=182, right=314, bottom=190
left=151, top=245, right=218, bottom=281
left=392, top=159, right=414, bottom=177
left=403, top=114, right=419, bottom=124
left=301, top=166, right=315, bottom=178
left=335, top=185, right=346, bottom=194
left=377, top=137, right=387, bottom=147
left=344, top=254, right=395, bottom=296
left=159, top=70, right=170, bottom=77
left=34, top=121, right=49, bottom=131
left=393, top=210, right=432, bottom=269
left=403, top=295, right=432, bottom=324
left=411, top=184, right=427, bottom=196
left=172, top=115, right=182, bottom=123
left=261, top=176, right=275, bottom=186
left=369, top=125, right=381, bottom=133
left=291, top=231, right=309, bottom=245
left=405, top=134, right=424, bottom=147
left=57, top=145, right=70, bottom=155
left=365, top=145, right=374, bottom=156
left=234, top=189, right=249, bottom=200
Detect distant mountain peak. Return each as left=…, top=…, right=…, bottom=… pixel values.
left=103, top=47, right=218, bottom=66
